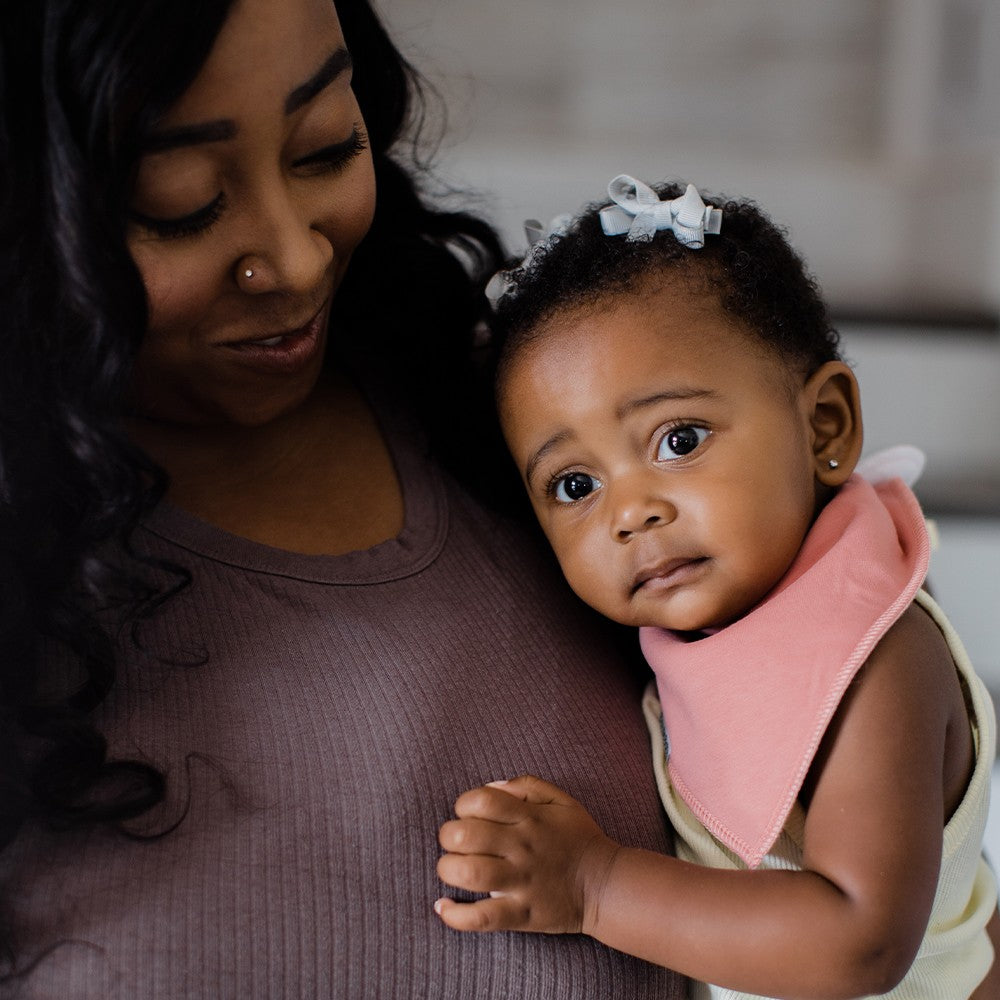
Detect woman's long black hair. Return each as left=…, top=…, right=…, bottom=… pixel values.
left=0, top=0, right=505, bottom=968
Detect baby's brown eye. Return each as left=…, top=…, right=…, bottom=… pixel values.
left=554, top=473, right=602, bottom=503
left=668, top=428, right=699, bottom=454
left=657, top=425, right=710, bottom=461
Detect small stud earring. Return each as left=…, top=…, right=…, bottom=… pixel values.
left=828, top=458, right=839, bottom=470
left=244, top=268, right=254, bottom=280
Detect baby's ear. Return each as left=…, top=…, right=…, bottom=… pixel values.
left=801, top=361, right=863, bottom=487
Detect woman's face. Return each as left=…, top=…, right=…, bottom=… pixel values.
left=126, top=0, right=376, bottom=427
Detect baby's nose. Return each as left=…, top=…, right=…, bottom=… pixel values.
left=613, top=495, right=677, bottom=542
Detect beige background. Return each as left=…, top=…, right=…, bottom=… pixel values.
left=376, top=1, right=1000, bottom=683
left=382, top=0, right=1000, bottom=315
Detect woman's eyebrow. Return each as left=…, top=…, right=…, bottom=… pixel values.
left=285, top=48, right=353, bottom=115
left=142, top=120, right=237, bottom=154
left=140, top=48, right=353, bottom=153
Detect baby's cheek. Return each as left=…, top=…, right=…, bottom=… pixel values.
left=558, top=543, right=624, bottom=622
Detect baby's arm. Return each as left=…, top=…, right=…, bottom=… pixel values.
left=437, top=604, right=968, bottom=998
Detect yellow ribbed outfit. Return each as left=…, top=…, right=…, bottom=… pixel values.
left=644, top=590, right=997, bottom=999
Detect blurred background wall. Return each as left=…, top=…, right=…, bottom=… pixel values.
left=382, top=0, right=999, bottom=316
left=378, top=0, right=1000, bottom=682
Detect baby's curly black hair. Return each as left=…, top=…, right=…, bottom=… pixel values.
left=491, top=180, right=841, bottom=393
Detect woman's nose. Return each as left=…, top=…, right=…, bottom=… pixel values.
left=236, top=185, right=333, bottom=296
left=612, top=489, right=677, bottom=542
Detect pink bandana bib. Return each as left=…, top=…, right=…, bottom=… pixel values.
left=640, top=475, right=929, bottom=868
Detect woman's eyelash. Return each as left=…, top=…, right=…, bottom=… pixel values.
left=128, top=126, right=368, bottom=240
left=292, top=125, right=368, bottom=172
left=129, top=193, right=226, bottom=240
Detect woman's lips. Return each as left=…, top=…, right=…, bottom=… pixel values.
left=220, top=304, right=327, bottom=374
left=632, top=556, right=709, bottom=594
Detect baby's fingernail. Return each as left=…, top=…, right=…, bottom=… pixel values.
left=486, top=779, right=510, bottom=787
left=488, top=890, right=508, bottom=898
left=434, top=898, right=445, bottom=914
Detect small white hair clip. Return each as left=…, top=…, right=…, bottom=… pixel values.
left=522, top=213, right=574, bottom=250
left=599, top=175, right=722, bottom=247
left=484, top=214, right=574, bottom=309
left=484, top=176, right=723, bottom=309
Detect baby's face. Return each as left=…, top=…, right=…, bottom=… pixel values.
left=499, top=282, right=822, bottom=632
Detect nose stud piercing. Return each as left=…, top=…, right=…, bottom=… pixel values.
left=828, top=458, right=839, bottom=470
left=244, top=268, right=254, bottom=280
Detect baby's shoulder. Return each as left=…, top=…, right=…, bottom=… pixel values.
left=805, top=596, right=971, bottom=822
left=833, top=598, right=960, bottom=746
left=856, top=597, right=968, bottom=756
left=870, top=598, right=955, bottom=682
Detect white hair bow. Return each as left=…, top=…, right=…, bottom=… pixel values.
left=484, top=214, right=574, bottom=309
left=599, top=175, right=722, bottom=247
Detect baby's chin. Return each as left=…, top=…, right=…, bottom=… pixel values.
left=576, top=580, right=756, bottom=634
left=628, top=601, right=752, bottom=634
left=590, top=606, right=717, bottom=635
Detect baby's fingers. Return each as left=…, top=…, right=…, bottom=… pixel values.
left=438, top=816, right=514, bottom=857
left=451, top=775, right=579, bottom=822
left=437, top=849, right=511, bottom=895
left=453, top=783, right=528, bottom=822
left=495, top=774, right=579, bottom=807
left=434, top=895, right=529, bottom=933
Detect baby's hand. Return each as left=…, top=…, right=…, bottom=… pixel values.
left=435, top=775, right=620, bottom=936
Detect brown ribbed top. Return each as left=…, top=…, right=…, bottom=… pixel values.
left=3, top=400, right=684, bottom=999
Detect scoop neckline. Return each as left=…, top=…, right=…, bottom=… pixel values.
left=137, top=390, right=448, bottom=586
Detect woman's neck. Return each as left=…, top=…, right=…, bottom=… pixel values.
left=127, top=371, right=404, bottom=555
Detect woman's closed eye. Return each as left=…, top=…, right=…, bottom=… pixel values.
left=129, top=125, right=369, bottom=240
left=656, top=424, right=710, bottom=462
left=129, top=193, right=226, bottom=240
left=549, top=471, right=604, bottom=504
left=291, top=124, right=368, bottom=174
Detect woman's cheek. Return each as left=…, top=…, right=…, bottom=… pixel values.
left=325, top=160, right=377, bottom=265
left=128, top=238, right=220, bottom=335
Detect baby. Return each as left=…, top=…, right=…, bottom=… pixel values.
left=434, top=176, right=998, bottom=998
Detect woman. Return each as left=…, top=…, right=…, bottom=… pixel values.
left=0, top=0, right=685, bottom=995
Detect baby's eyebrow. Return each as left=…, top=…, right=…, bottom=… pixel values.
left=615, top=387, right=717, bottom=420
left=524, top=429, right=575, bottom=490
left=523, top=387, right=718, bottom=489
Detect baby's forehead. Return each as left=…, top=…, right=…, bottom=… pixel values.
left=501, top=278, right=789, bottom=376
left=498, top=291, right=802, bottom=425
